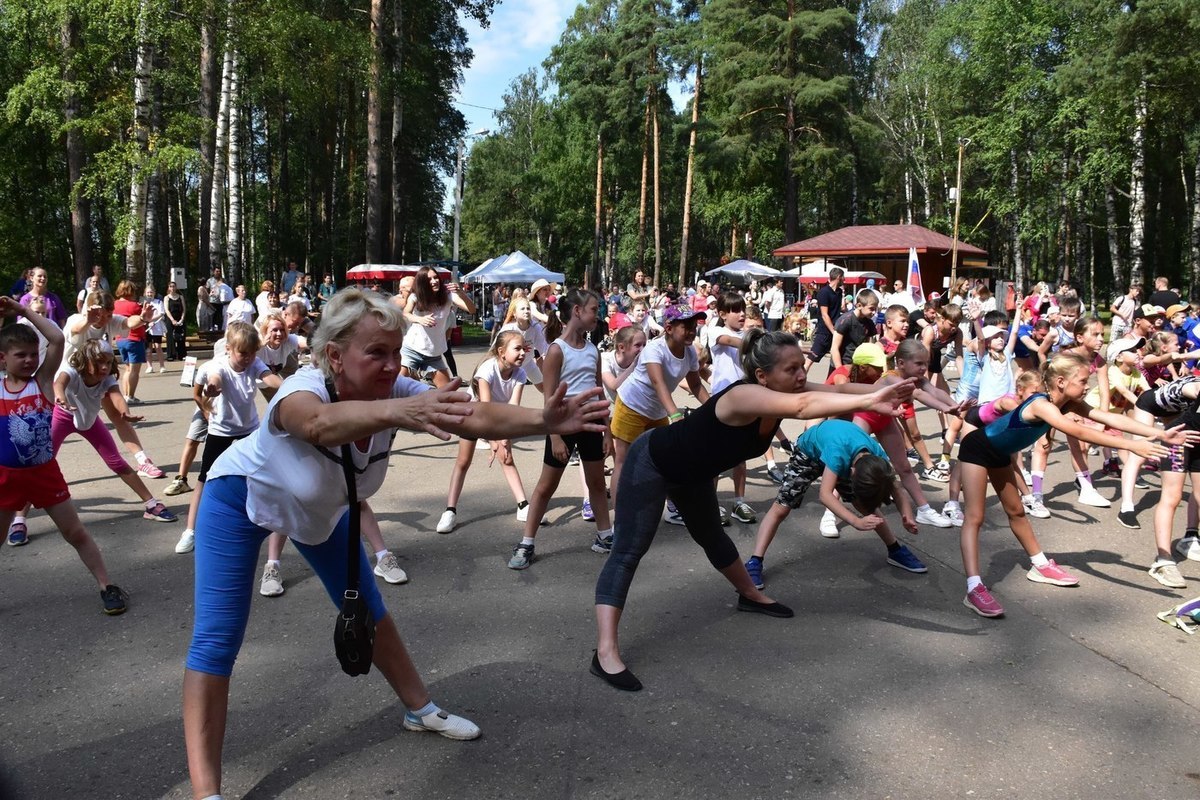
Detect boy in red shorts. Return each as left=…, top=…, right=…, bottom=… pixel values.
left=0, top=296, right=127, bottom=614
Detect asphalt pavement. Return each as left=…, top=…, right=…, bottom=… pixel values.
left=2, top=347, right=1200, bottom=799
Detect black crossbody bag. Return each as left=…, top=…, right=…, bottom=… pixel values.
left=326, top=380, right=375, bottom=676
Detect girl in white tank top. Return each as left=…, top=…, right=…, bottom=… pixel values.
left=506, top=290, right=614, bottom=570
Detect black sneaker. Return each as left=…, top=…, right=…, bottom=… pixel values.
left=1117, top=510, right=1140, bottom=530
left=100, top=585, right=128, bottom=616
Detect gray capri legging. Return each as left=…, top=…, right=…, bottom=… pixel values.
left=595, top=434, right=741, bottom=609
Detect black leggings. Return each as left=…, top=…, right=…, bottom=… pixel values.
left=594, top=435, right=740, bottom=609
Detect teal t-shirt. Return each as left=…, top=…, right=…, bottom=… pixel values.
left=795, top=419, right=886, bottom=478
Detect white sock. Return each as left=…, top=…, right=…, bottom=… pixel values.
left=1076, top=471, right=1093, bottom=489
left=765, top=457, right=777, bottom=469
left=966, top=575, right=983, bottom=592
left=917, top=504, right=932, bottom=514
left=135, top=450, right=148, bottom=465
left=144, top=498, right=159, bottom=510
left=1120, top=502, right=1134, bottom=513
left=12, top=515, right=25, bottom=526
left=521, top=536, right=536, bottom=546
left=597, top=527, right=613, bottom=537
left=734, top=496, right=744, bottom=505
left=200, top=795, right=224, bottom=800
left=1030, top=552, right=1050, bottom=568
left=943, top=500, right=961, bottom=511
left=411, top=700, right=439, bottom=718
left=266, top=559, right=280, bottom=568
left=375, top=549, right=389, bottom=562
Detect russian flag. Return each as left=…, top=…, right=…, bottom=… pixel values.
left=907, top=246, right=925, bottom=307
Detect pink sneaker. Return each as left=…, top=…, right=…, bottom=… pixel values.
left=137, top=460, right=165, bottom=479
left=963, top=584, right=1004, bottom=617
left=1026, top=559, right=1079, bottom=587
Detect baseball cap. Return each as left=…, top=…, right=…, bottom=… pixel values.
left=1134, top=304, right=1166, bottom=320
left=851, top=342, right=886, bottom=369
left=663, top=303, right=703, bottom=325
left=1106, top=336, right=1146, bottom=361
left=1166, top=303, right=1190, bottom=319
left=980, top=325, right=1005, bottom=340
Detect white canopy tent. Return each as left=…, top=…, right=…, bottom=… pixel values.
left=461, top=250, right=565, bottom=284
left=704, top=259, right=781, bottom=283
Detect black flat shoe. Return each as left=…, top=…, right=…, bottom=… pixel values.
left=737, top=595, right=794, bottom=618
left=590, top=650, right=642, bottom=691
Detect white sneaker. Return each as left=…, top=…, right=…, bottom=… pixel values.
left=516, top=504, right=529, bottom=523
left=403, top=709, right=481, bottom=740
left=819, top=510, right=840, bottom=538
left=1021, top=468, right=1032, bottom=485
left=915, top=506, right=954, bottom=528
left=942, top=503, right=964, bottom=527
left=662, top=502, right=686, bottom=526
left=1175, top=536, right=1200, bottom=563
left=373, top=552, right=408, bottom=584
left=1077, top=485, right=1111, bottom=508
left=436, top=509, right=457, bottom=533
left=174, top=528, right=195, bottom=554
left=1022, top=495, right=1051, bottom=519
left=475, top=438, right=490, bottom=450
left=260, top=563, right=284, bottom=596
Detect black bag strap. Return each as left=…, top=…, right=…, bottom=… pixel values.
left=326, top=379, right=361, bottom=594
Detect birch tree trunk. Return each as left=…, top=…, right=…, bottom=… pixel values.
left=1010, top=149, right=1025, bottom=292
left=1106, top=186, right=1124, bottom=288
left=226, top=50, right=242, bottom=283
left=389, top=0, right=406, bottom=261
left=365, top=0, right=386, bottom=264
left=1129, top=83, right=1148, bottom=288
left=124, top=0, right=153, bottom=282
left=61, top=11, right=94, bottom=287
left=208, top=27, right=234, bottom=270
left=197, top=0, right=219, bottom=274
left=1190, top=147, right=1200, bottom=291
left=678, top=60, right=700, bottom=289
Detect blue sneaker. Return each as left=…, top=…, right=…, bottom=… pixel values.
left=582, top=499, right=595, bottom=522
left=6, top=521, right=28, bottom=546
left=591, top=532, right=613, bottom=554
left=663, top=500, right=685, bottom=526
left=887, top=544, right=927, bottom=573
left=745, top=556, right=764, bottom=590
left=143, top=502, right=178, bottom=523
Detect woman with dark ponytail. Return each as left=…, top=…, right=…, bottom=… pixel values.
left=590, top=328, right=916, bottom=691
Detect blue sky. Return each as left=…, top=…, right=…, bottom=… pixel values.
left=455, top=0, right=579, bottom=138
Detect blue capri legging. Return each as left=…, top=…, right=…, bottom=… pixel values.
left=594, top=434, right=740, bottom=609
left=186, top=475, right=387, bottom=677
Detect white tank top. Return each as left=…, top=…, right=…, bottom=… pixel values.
left=552, top=336, right=598, bottom=397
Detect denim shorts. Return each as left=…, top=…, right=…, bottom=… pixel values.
left=115, top=339, right=147, bottom=364
left=400, top=345, right=448, bottom=373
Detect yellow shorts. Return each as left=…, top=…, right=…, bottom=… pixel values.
left=610, top=395, right=668, bottom=444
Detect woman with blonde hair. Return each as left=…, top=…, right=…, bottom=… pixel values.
left=182, top=288, right=608, bottom=799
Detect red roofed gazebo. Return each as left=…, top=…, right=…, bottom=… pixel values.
left=773, top=224, right=990, bottom=292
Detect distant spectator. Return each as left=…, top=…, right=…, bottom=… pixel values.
left=760, top=278, right=786, bottom=331
left=280, top=261, right=302, bottom=294
left=19, top=267, right=68, bottom=327
left=1148, top=276, right=1180, bottom=311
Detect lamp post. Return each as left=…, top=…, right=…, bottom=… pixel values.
left=452, top=128, right=490, bottom=278
left=949, top=137, right=970, bottom=287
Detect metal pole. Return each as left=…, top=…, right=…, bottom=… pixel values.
left=950, top=137, right=969, bottom=287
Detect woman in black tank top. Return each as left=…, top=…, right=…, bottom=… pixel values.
left=591, top=329, right=915, bottom=692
